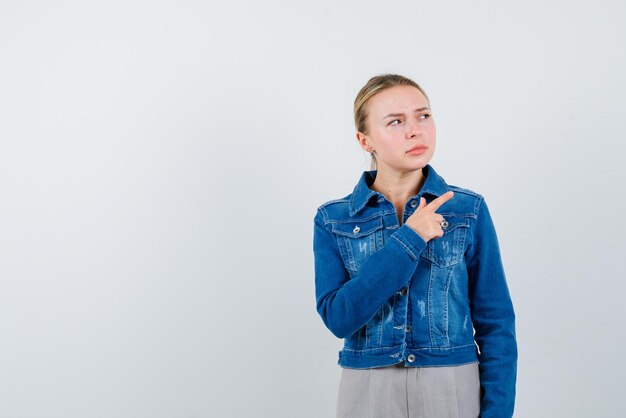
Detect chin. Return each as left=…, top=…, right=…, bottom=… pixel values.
left=386, top=163, right=428, bottom=174
left=406, top=154, right=433, bottom=167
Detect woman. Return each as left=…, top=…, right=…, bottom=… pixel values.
left=312, top=74, right=517, bottom=418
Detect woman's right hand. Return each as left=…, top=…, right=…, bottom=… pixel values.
left=404, top=191, right=454, bottom=243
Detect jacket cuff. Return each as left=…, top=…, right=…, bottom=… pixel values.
left=390, top=224, right=427, bottom=261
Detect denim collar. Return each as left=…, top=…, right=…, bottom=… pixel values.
left=349, top=164, right=451, bottom=216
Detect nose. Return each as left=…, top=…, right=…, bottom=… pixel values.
left=405, top=118, right=420, bottom=139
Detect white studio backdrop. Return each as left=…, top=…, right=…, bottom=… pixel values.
left=1, top=0, right=625, bottom=417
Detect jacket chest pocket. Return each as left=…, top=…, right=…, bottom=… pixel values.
left=420, top=215, right=470, bottom=268
left=332, top=217, right=384, bottom=274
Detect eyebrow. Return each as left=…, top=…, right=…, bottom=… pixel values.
left=383, top=107, right=431, bottom=119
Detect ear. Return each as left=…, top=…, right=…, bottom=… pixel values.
left=355, top=131, right=373, bottom=153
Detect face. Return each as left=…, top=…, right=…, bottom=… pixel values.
left=356, top=85, right=436, bottom=173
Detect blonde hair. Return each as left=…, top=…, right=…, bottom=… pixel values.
left=354, top=74, right=430, bottom=170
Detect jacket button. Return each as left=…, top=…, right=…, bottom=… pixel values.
left=405, top=324, right=412, bottom=333
left=441, top=219, right=449, bottom=229
left=410, top=200, right=417, bottom=208
left=353, top=226, right=360, bottom=234
left=407, top=354, right=416, bottom=363
left=400, top=287, right=408, bottom=296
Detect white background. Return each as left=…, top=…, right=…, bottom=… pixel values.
left=1, top=1, right=625, bottom=417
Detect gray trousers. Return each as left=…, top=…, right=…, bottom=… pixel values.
left=336, top=361, right=480, bottom=418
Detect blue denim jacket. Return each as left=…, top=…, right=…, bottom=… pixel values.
left=313, top=164, right=517, bottom=417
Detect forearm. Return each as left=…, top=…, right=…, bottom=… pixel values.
left=314, top=213, right=427, bottom=338
left=473, top=304, right=518, bottom=417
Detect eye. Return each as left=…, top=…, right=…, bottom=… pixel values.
left=419, top=113, right=432, bottom=120
left=388, top=119, right=403, bottom=126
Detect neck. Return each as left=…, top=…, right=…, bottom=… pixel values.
left=370, top=166, right=426, bottom=206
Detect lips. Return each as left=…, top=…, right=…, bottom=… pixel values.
left=406, top=145, right=427, bottom=153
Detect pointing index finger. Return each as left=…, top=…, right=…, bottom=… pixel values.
left=425, top=191, right=454, bottom=212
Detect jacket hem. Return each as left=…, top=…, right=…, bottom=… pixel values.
left=338, top=343, right=479, bottom=369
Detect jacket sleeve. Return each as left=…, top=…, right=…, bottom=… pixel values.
left=313, top=207, right=427, bottom=339
left=466, top=197, right=518, bottom=418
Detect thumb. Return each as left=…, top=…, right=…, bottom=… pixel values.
left=418, top=197, right=426, bottom=208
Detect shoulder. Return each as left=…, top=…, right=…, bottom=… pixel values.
left=447, top=184, right=483, bottom=199
left=444, top=184, right=485, bottom=218
left=315, top=194, right=353, bottom=223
